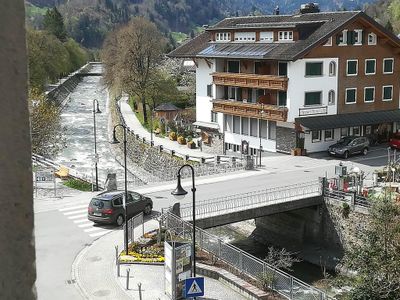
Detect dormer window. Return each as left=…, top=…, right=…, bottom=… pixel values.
left=216, top=32, right=231, bottom=42
left=234, top=32, right=256, bottom=42
left=260, top=31, right=274, bottom=42
left=368, top=32, right=377, bottom=45
left=278, top=31, right=293, bottom=41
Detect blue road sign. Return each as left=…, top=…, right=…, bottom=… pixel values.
left=183, top=277, right=204, bottom=298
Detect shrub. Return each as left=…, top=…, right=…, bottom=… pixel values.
left=160, top=123, right=166, bottom=135
left=187, top=135, right=193, bottom=142
left=177, top=136, right=186, bottom=145
left=169, top=131, right=177, bottom=141
left=64, top=178, right=92, bottom=191
left=342, top=202, right=350, bottom=218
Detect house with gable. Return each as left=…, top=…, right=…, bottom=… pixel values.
left=168, top=5, right=400, bottom=154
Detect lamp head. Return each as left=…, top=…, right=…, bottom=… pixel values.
left=110, top=130, right=120, bottom=144
left=171, top=174, right=187, bottom=200
left=95, top=104, right=102, bottom=114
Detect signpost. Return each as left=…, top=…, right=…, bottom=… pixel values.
left=34, top=168, right=56, bottom=197
left=183, top=277, right=204, bottom=298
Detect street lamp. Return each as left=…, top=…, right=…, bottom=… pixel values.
left=171, top=164, right=197, bottom=277
left=93, top=99, right=101, bottom=191
left=110, top=123, right=129, bottom=255
left=258, top=104, right=264, bottom=167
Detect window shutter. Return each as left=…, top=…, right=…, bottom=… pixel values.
left=237, top=87, right=242, bottom=101
left=347, top=31, right=355, bottom=45
left=224, top=86, right=228, bottom=99
left=336, top=34, right=341, bottom=45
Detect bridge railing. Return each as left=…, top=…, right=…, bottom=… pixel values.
left=165, top=211, right=332, bottom=300
left=324, top=188, right=370, bottom=208
left=180, top=179, right=322, bottom=219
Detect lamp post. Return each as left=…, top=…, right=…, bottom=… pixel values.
left=93, top=99, right=101, bottom=191
left=110, top=123, right=129, bottom=255
left=258, top=104, right=264, bottom=167
left=171, top=164, right=197, bottom=277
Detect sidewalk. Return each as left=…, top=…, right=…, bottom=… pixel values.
left=72, top=220, right=246, bottom=300
left=119, top=98, right=215, bottom=159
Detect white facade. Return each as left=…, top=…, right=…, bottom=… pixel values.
left=195, top=59, right=216, bottom=123
left=304, top=128, right=340, bottom=152
left=286, top=58, right=338, bottom=122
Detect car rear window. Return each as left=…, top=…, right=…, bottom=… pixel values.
left=90, top=198, right=111, bottom=209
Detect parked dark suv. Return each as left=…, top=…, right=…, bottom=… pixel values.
left=88, top=190, right=153, bottom=226
left=328, top=136, right=370, bottom=159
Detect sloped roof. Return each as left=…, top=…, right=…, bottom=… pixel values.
left=168, top=11, right=400, bottom=61
left=154, top=103, right=179, bottom=111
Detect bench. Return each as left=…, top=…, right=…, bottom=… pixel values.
left=55, top=166, right=69, bottom=179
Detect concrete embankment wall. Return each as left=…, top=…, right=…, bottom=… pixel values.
left=252, top=199, right=369, bottom=269
left=46, top=63, right=92, bottom=106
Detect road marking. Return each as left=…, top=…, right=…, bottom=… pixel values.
left=74, top=218, right=89, bottom=223
left=59, top=204, right=88, bottom=212
left=84, top=227, right=104, bottom=233
left=63, top=209, right=87, bottom=216
left=78, top=222, right=94, bottom=228
left=89, top=231, right=110, bottom=237
left=68, top=214, right=87, bottom=220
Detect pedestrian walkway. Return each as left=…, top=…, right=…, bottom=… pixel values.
left=119, top=97, right=215, bottom=159
left=72, top=220, right=246, bottom=300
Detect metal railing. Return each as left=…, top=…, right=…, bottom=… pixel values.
left=180, top=180, right=323, bottom=220
left=165, top=212, right=332, bottom=300
left=324, top=188, right=370, bottom=208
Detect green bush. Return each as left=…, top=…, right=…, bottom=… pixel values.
left=342, top=202, right=350, bottom=218
left=187, top=135, right=193, bottom=142
left=169, top=131, right=177, bottom=141
left=64, top=178, right=92, bottom=191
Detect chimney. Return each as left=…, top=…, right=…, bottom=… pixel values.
left=300, top=3, right=320, bottom=14
left=274, top=6, right=280, bottom=15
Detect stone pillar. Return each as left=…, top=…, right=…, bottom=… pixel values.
left=0, top=1, right=36, bottom=298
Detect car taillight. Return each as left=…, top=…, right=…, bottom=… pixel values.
left=103, top=208, right=113, bottom=215
left=88, top=207, right=93, bottom=213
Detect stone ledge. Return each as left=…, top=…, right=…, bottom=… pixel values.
left=197, top=263, right=271, bottom=300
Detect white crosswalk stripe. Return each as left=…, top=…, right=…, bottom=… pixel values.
left=60, top=206, right=113, bottom=238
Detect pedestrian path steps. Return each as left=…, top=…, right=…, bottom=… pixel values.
left=59, top=204, right=115, bottom=238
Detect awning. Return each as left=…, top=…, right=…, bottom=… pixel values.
left=192, top=121, right=220, bottom=130
left=296, top=110, right=400, bottom=130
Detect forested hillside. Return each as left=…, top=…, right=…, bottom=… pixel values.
left=25, top=0, right=381, bottom=48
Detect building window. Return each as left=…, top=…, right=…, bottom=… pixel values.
left=278, top=91, right=287, bottom=106
left=368, top=32, right=377, bottom=45
left=364, top=87, right=375, bottom=102
left=324, top=129, right=334, bottom=141
left=216, top=32, right=231, bottom=42
left=352, top=126, right=361, bottom=136
left=234, top=32, right=256, bottom=42
left=250, top=118, right=258, bottom=137
left=225, top=115, right=232, bottom=132
left=328, top=90, right=335, bottom=105
left=365, top=59, right=376, bottom=75
left=305, top=62, right=323, bottom=76
left=259, top=31, right=274, bottom=42
left=346, top=60, right=358, bottom=76
left=312, top=130, right=321, bottom=142
left=345, top=88, right=357, bottom=104
left=383, top=58, right=394, bottom=74
left=353, top=29, right=363, bottom=45
left=329, top=61, right=336, bottom=76
left=323, top=37, right=332, bottom=46
left=337, top=29, right=347, bottom=45
left=228, top=86, right=242, bottom=101
left=207, top=84, right=213, bottom=97
left=211, top=111, right=218, bottom=123
left=278, top=31, right=293, bottom=41
left=278, top=62, right=288, bottom=76
left=227, top=60, right=240, bottom=73
left=233, top=116, right=240, bottom=133
left=383, top=85, right=393, bottom=101
left=241, top=117, right=249, bottom=135
left=341, top=127, right=349, bottom=137
left=268, top=121, right=276, bottom=140
left=304, top=91, right=322, bottom=106
left=260, top=120, right=268, bottom=138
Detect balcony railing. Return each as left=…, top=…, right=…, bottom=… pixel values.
left=212, top=99, right=288, bottom=122
left=212, top=72, right=288, bottom=91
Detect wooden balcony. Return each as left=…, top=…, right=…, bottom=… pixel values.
left=212, top=72, right=288, bottom=91
left=212, top=99, right=288, bottom=122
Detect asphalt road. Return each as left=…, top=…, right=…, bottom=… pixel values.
left=34, top=145, right=392, bottom=299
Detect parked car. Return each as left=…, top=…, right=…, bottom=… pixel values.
left=328, top=136, right=370, bottom=159
left=88, top=190, right=153, bottom=226
left=389, top=133, right=400, bottom=149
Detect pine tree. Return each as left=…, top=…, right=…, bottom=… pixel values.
left=43, top=7, right=67, bottom=42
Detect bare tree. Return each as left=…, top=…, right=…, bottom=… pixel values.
left=102, top=17, right=166, bottom=123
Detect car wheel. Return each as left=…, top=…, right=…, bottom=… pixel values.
left=116, top=214, right=124, bottom=226
left=144, top=204, right=152, bottom=215
left=362, top=147, right=368, bottom=155
left=343, top=151, right=349, bottom=159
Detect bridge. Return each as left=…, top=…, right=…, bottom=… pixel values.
left=77, top=62, right=103, bottom=76
left=178, top=180, right=324, bottom=228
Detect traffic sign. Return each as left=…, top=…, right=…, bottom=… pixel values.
left=183, top=277, right=204, bottom=298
